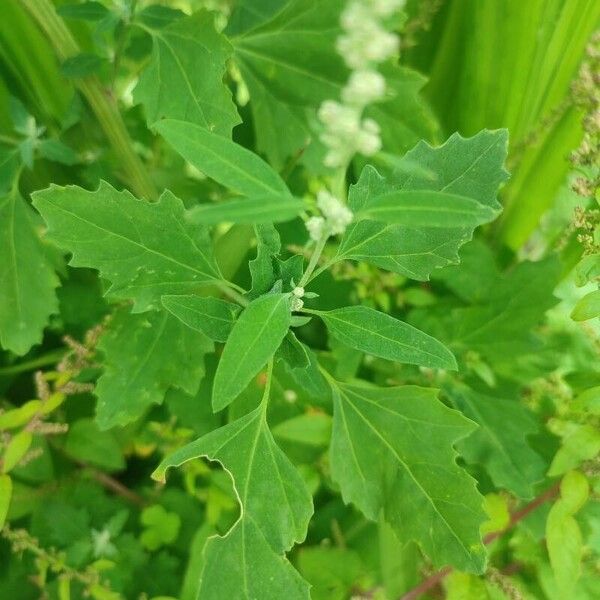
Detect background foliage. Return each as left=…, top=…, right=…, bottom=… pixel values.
left=0, top=1, right=599, bottom=599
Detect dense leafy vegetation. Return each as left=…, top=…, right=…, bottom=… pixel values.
left=0, top=1, right=599, bottom=599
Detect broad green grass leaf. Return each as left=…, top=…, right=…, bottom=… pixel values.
left=95, top=308, right=214, bottom=429
left=155, top=120, right=291, bottom=198
left=356, top=190, right=497, bottom=227
left=134, top=11, right=239, bottom=136
left=231, top=0, right=436, bottom=168
left=0, top=188, right=59, bottom=355
left=0, top=474, right=11, bottom=529
left=447, top=387, right=546, bottom=498
left=336, top=130, right=508, bottom=280
left=212, top=294, right=291, bottom=411
left=188, top=195, right=304, bottom=225
left=161, top=295, right=239, bottom=342
left=32, top=182, right=221, bottom=312
left=153, top=406, right=312, bottom=599
left=63, top=419, right=124, bottom=471
left=328, top=381, right=486, bottom=572
left=546, top=472, right=590, bottom=597
left=316, top=306, right=456, bottom=370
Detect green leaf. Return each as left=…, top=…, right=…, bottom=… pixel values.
left=161, top=295, right=239, bottom=342
left=328, top=380, right=486, bottom=572
left=231, top=0, right=437, bottom=168
left=356, top=190, right=497, bottom=227
left=447, top=387, right=546, bottom=498
left=63, top=419, right=124, bottom=471
left=272, top=413, right=332, bottom=447
left=410, top=255, right=561, bottom=364
left=32, top=182, right=221, bottom=312
left=549, top=425, right=600, bottom=476
left=153, top=405, right=312, bottom=599
left=546, top=471, right=590, bottom=596
left=212, top=294, right=291, bottom=411
left=0, top=474, right=11, bottom=529
left=155, top=120, right=291, bottom=198
left=316, top=305, right=456, bottom=370
left=0, top=188, right=59, bottom=355
left=188, top=196, right=304, bottom=225
left=95, top=308, right=214, bottom=429
left=140, top=505, right=181, bottom=551
left=57, top=2, right=109, bottom=21
left=571, top=289, right=600, bottom=322
left=60, top=53, right=105, bottom=78
left=134, top=11, right=239, bottom=136
left=335, top=130, right=509, bottom=280
left=37, top=139, right=79, bottom=165
left=2, top=431, right=32, bottom=473
left=249, top=223, right=282, bottom=298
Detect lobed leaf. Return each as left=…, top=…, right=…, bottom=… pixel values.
left=153, top=405, right=313, bottom=598
left=33, top=182, right=221, bottom=312
left=0, top=188, right=59, bottom=355
left=134, top=11, right=240, bottom=136
left=95, top=308, right=214, bottom=429
left=328, top=381, right=487, bottom=573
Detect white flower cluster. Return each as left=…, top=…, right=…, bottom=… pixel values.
left=306, top=190, right=354, bottom=242
left=318, top=0, right=404, bottom=167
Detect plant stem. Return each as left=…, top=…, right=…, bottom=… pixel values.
left=299, top=234, right=329, bottom=287
left=218, top=281, right=250, bottom=307
left=0, top=349, right=67, bottom=377
left=19, top=0, right=157, bottom=200
left=398, top=483, right=561, bottom=600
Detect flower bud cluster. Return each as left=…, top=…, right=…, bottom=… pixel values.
left=306, top=191, right=354, bottom=241
left=317, top=0, right=405, bottom=167
left=570, top=32, right=599, bottom=199
left=290, top=286, right=305, bottom=311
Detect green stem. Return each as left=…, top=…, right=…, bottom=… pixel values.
left=0, top=349, right=67, bottom=377
left=299, top=234, right=329, bottom=287
left=19, top=0, right=157, bottom=200
left=218, top=281, right=250, bottom=307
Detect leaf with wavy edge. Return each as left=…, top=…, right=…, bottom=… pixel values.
left=0, top=188, right=59, bottom=355
left=95, top=308, right=213, bottom=429
left=328, top=380, right=487, bottom=573
left=134, top=11, right=240, bottom=137
left=334, top=130, right=509, bottom=281
left=153, top=404, right=312, bottom=599
left=32, top=182, right=221, bottom=312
